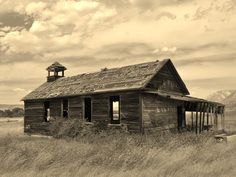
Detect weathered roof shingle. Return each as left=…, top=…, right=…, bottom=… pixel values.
left=23, top=59, right=177, bottom=100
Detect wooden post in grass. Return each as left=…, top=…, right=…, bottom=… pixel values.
left=196, top=103, right=199, bottom=134
left=191, top=111, right=194, bottom=131
left=212, top=106, right=214, bottom=126
left=206, top=104, right=209, bottom=131
left=214, top=106, right=218, bottom=130
left=209, top=106, right=212, bottom=125
left=199, top=103, right=202, bottom=133
left=211, top=106, right=213, bottom=125
left=222, top=106, right=225, bottom=132
left=202, top=103, right=206, bottom=132
left=216, top=112, right=218, bottom=131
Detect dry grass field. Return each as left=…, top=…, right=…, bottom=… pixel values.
left=0, top=117, right=24, bottom=136
left=0, top=118, right=235, bottom=177
left=225, top=111, right=236, bottom=132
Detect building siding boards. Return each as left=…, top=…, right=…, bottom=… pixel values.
left=50, top=99, right=62, bottom=118
left=24, top=92, right=142, bottom=135
left=68, top=97, right=83, bottom=119
left=120, top=93, right=140, bottom=132
left=147, top=64, right=184, bottom=95
left=142, top=64, right=186, bottom=132
left=91, top=93, right=141, bottom=132
left=92, top=94, right=109, bottom=121
left=24, top=100, right=50, bottom=135
left=142, top=93, right=182, bottom=131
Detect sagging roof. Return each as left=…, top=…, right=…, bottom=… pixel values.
left=24, top=59, right=184, bottom=101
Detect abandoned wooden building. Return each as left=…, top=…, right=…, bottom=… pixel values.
left=22, top=59, right=225, bottom=135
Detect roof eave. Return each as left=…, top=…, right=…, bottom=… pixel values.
left=22, top=87, right=145, bottom=101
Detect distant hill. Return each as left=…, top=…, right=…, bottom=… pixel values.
left=207, top=90, right=236, bottom=131
left=207, top=90, right=236, bottom=111
left=0, top=104, right=23, bottom=111
left=207, top=90, right=235, bottom=103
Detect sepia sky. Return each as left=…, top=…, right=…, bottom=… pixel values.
left=1, top=0, right=236, bottom=104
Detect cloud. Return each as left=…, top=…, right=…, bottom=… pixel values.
left=161, top=47, right=177, bottom=52
left=153, top=47, right=177, bottom=54
left=174, top=52, right=236, bottom=67
left=0, top=0, right=236, bottom=103
left=192, top=6, right=213, bottom=20
left=129, top=0, right=155, bottom=11
left=129, top=0, right=190, bottom=11
left=1, top=0, right=117, bottom=58
left=12, top=88, right=26, bottom=92
left=25, top=1, right=48, bottom=15
left=58, top=42, right=157, bottom=69
left=0, top=11, right=33, bottom=31
left=155, top=12, right=176, bottom=20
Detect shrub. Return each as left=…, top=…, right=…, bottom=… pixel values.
left=49, top=118, right=129, bottom=138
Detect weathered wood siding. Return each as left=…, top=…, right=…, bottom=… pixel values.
left=92, top=94, right=109, bottom=121
left=50, top=99, right=62, bottom=118
left=90, top=93, right=141, bottom=132
left=24, top=100, right=50, bottom=135
left=147, top=65, right=184, bottom=95
left=24, top=92, right=142, bottom=135
left=142, top=93, right=182, bottom=131
left=69, top=92, right=141, bottom=132
left=120, top=93, right=140, bottom=132
left=68, top=97, right=83, bottom=119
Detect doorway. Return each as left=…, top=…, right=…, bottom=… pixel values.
left=177, top=106, right=183, bottom=130
left=44, top=101, right=50, bottom=122
left=84, top=98, right=92, bottom=122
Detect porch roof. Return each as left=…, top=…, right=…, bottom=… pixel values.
left=144, top=91, right=224, bottom=107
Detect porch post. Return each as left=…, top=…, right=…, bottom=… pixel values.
left=206, top=104, right=209, bottom=131
left=191, top=111, right=194, bottom=131
left=196, top=103, right=199, bottom=134
left=199, top=103, right=202, bottom=133
left=222, top=106, right=225, bottom=132
left=202, top=103, right=206, bottom=132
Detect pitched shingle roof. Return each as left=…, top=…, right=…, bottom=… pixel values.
left=23, top=59, right=187, bottom=101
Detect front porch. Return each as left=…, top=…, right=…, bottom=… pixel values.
left=184, top=98, right=225, bottom=134
left=145, top=91, right=225, bottom=134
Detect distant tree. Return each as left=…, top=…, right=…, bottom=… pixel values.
left=12, top=107, right=24, bottom=117
left=0, top=107, right=24, bottom=118
left=0, top=110, right=6, bottom=117
left=4, top=109, right=13, bottom=117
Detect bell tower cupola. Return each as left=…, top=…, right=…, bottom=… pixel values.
left=46, top=62, right=67, bottom=82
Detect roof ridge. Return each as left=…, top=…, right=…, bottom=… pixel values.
left=64, top=59, right=167, bottom=79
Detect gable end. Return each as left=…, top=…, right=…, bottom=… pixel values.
left=143, top=59, right=190, bottom=95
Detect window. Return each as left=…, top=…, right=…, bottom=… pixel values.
left=62, top=99, right=69, bottom=118
left=84, top=98, right=92, bottom=122
left=110, top=96, right=120, bottom=124
left=44, top=101, right=50, bottom=122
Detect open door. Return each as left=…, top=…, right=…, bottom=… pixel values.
left=84, top=98, right=92, bottom=122
left=44, top=101, right=50, bottom=122
left=177, top=106, right=183, bottom=130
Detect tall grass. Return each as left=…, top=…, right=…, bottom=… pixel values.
left=0, top=131, right=235, bottom=177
